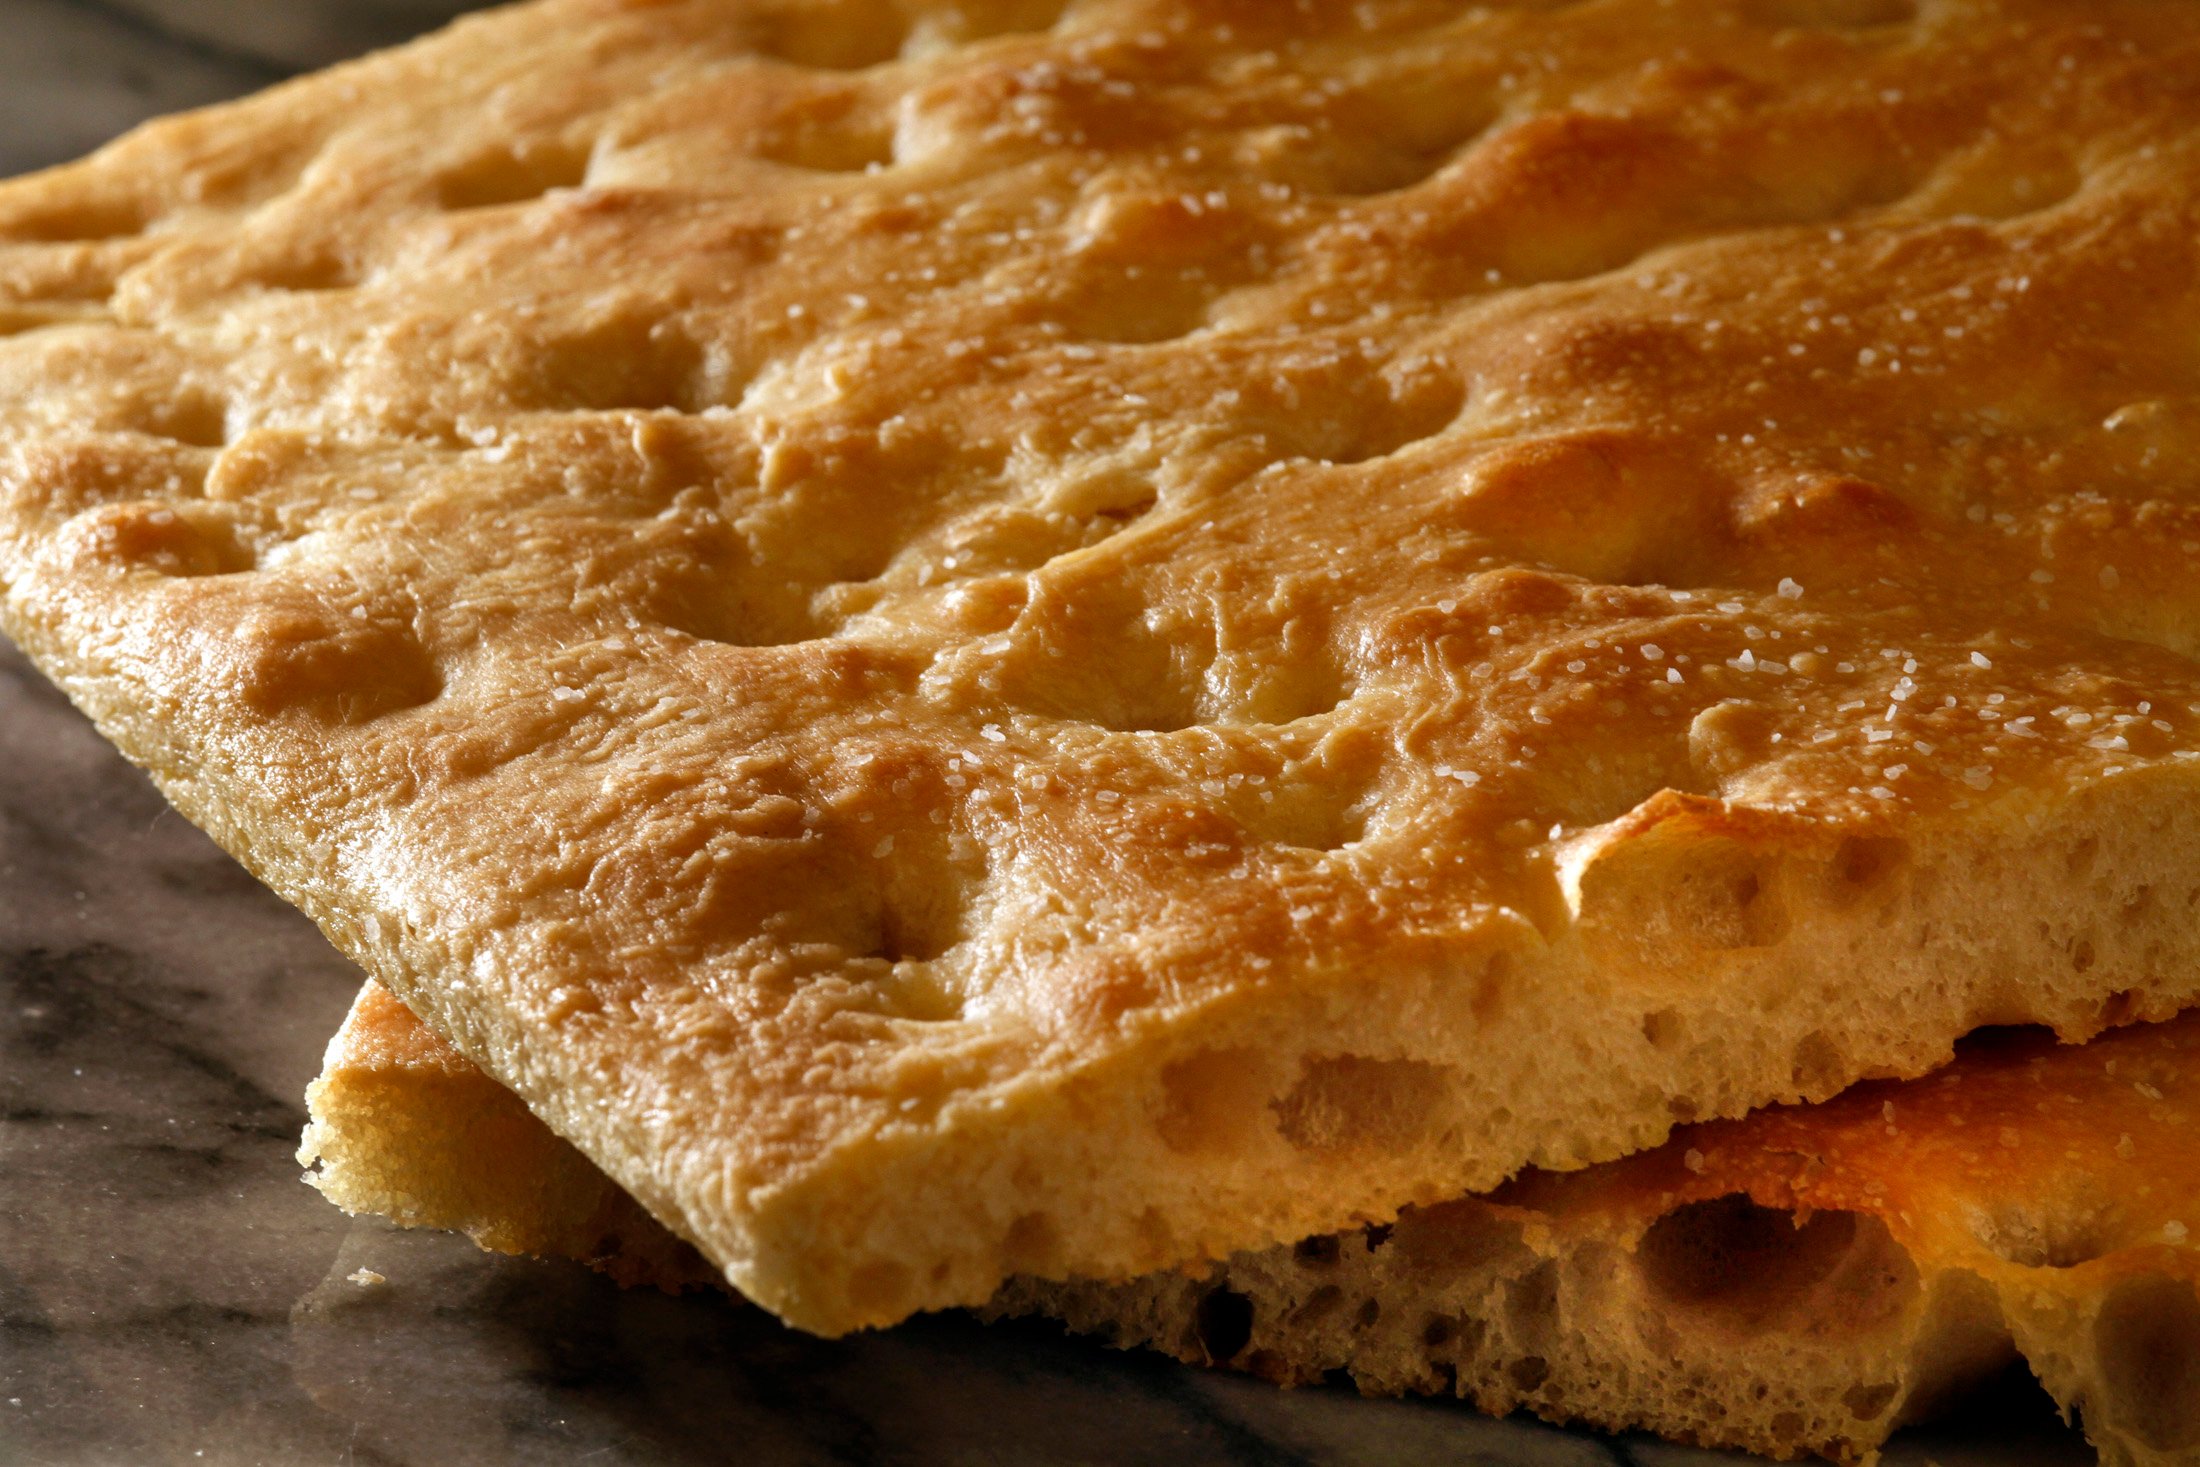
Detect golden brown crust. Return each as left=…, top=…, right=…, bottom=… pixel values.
left=312, top=982, right=2200, bottom=1464
left=13, top=0, right=2200, bottom=1330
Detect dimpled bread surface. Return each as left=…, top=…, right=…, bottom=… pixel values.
left=312, top=981, right=2200, bottom=1464
left=8, top=0, right=2200, bottom=1333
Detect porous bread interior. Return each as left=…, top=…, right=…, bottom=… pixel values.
left=11, top=0, right=2200, bottom=1332
left=312, top=981, right=2200, bottom=1466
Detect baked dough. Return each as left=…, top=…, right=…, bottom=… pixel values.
left=307, top=979, right=2200, bottom=1465
left=9, top=0, right=2200, bottom=1331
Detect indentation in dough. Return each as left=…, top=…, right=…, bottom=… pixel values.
left=856, top=809, right=989, bottom=1020
left=1969, top=1203, right=2109, bottom=1270
left=1450, top=434, right=1716, bottom=587
left=2093, top=1276, right=2200, bottom=1452
left=1641, top=1007, right=1683, bottom=1051
left=990, top=583, right=1205, bottom=732
left=1273, top=1055, right=1452, bottom=1156
left=1270, top=367, right=1466, bottom=467
left=61, top=502, right=252, bottom=579
left=530, top=319, right=721, bottom=415
left=752, top=3, right=911, bottom=69
left=1742, top=0, right=1917, bottom=27
left=436, top=140, right=593, bottom=210
left=1637, top=1197, right=1914, bottom=1333
left=871, top=871, right=973, bottom=968
left=1156, top=1047, right=1271, bottom=1153
left=1438, top=109, right=1920, bottom=288
left=209, top=603, right=444, bottom=724
left=1050, top=188, right=1275, bottom=344
left=763, top=0, right=1066, bottom=69
left=752, top=91, right=897, bottom=172
left=1050, top=271, right=1224, bottom=346
left=641, top=527, right=838, bottom=650
left=1686, top=700, right=1778, bottom=786
left=951, top=467, right=1160, bottom=582
left=995, top=581, right=1355, bottom=733
left=1317, top=78, right=1502, bottom=197
left=0, top=193, right=148, bottom=243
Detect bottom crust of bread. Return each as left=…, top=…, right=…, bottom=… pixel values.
left=302, top=983, right=2200, bottom=1465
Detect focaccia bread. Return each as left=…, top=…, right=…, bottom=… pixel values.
left=9, top=0, right=2200, bottom=1332
left=307, top=980, right=2200, bottom=1465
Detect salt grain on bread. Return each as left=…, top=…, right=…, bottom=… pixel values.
left=7, top=0, right=2200, bottom=1333
left=307, top=981, right=2200, bottom=1466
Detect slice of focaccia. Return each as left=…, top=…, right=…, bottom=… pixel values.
left=306, top=981, right=2200, bottom=1466
left=10, top=0, right=2200, bottom=1332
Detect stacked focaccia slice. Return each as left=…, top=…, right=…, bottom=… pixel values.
left=306, top=980, right=2200, bottom=1464
left=2, top=0, right=2200, bottom=1458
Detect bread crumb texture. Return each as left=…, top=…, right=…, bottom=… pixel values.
left=1009, top=1010, right=2200, bottom=1466
left=11, top=0, right=2200, bottom=1332
left=316, top=981, right=2200, bottom=1465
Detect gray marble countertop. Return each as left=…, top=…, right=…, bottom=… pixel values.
left=0, top=5, right=2097, bottom=1464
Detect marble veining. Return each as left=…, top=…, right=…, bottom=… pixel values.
left=0, top=5, right=2096, bottom=1463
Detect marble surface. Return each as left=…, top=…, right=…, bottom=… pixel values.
left=0, top=6, right=2097, bottom=1464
